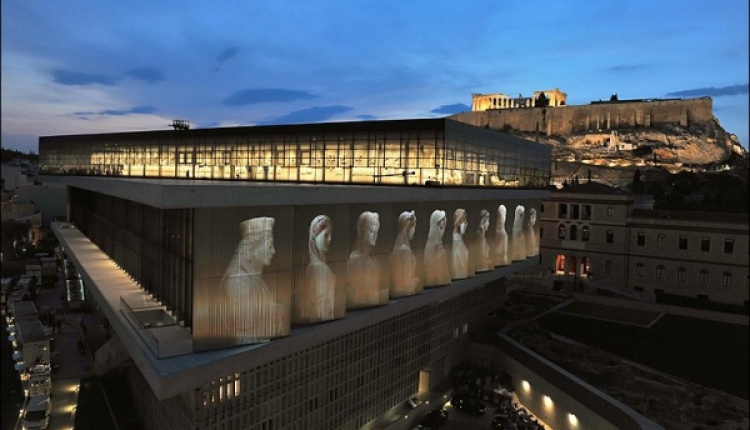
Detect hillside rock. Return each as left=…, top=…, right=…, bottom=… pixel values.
left=507, top=117, right=745, bottom=167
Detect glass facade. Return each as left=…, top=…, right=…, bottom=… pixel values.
left=39, top=119, right=550, bottom=188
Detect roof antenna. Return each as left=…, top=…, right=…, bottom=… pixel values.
left=169, top=119, right=190, bottom=130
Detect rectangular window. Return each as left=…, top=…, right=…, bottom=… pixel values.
left=582, top=205, right=592, bottom=220
left=540, top=204, right=545, bottom=213
left=540, top=228, right=544, bottom=238
left=606, top=206, right=615, bottom=217
left=571, top=204, right=580, bottom=219
left=724, top=239, right=734, bottom=254
left=679, top=235, right=688, bottom=250
left=606, top=230, right=614, bottom=244
left=701, top=238, right=710, bottom=252
left=558, top=204, right=568, bottom=219
left=636, top=232, right=646, bottom=247
left=657, top=234, right=666, bottom=248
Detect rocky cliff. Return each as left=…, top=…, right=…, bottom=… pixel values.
left=538, top=117, right=746, bottom=166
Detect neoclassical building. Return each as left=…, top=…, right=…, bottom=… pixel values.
left=41, top=118, right=550, bottom=429
left=531, top=182, right=748, bottom=308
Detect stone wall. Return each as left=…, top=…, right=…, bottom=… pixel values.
left=451, top=98, right=713, bottom=137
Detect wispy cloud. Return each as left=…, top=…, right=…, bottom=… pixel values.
left=125, top=67, right=164, bottom=83
left=214, top=46, right=240, bottom=72
left=666, top=84, right=749, bottom=98
left=73, top=106, right=157, bottom=116
left=431, top=103, right=470, bottom=115
left=52, top=69, right=119, bottom=86
left=606, top=64, right=649, bottom=73
left=258, top=105, right=353, bottom=125
left=223, top=89, right=318, bottom=106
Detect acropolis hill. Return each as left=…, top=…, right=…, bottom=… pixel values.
left=450, top=91, right=746, bottom=172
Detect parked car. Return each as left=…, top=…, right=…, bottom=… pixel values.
left=22, top=394, right=51, bottom=430
left=417, top=409, right=448, bottom=429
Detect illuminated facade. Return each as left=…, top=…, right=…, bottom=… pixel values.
left=42, top=119, right=551, bottom=429
left=40, top=119, right=549, bottom=188
left=471, top=88, right=567, bottom=111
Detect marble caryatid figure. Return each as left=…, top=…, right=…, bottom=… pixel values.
left=423, top=210, right=451, bottom=287
left=526, top=208, right=538, bottom=257
left=219, top=217, right=286, bottom=343
left=474, top=209, right=492, bottom=272
left=451, top=209, right=469, bottom=280
left=494, top=205, right=509, bottom=266
left=511, top=205, right=527, bottom=261
left=298, top=215, right=337, bottom=322
left=347, top=211, right=386, bottom=308
left=390, top=210, right=420, bottom=297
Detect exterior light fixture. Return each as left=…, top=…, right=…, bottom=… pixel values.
left=569, top=413, right=578, bottom=426
left=521, top=380, right=530, bottom=391
left=543, top=395, right=553, bottom=408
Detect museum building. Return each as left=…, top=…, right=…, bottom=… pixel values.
left=40, top=118, right=550, bottom=429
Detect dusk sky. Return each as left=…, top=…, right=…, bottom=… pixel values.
left=2, top=0, right=748, bottom=153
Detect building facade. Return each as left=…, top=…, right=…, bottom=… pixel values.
left=471, top=89, right=567, bottom=111
left=42, top=119, right=551, bottom=429
left=532, top=182, right=749, bottom=308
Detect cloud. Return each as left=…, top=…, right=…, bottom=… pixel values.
left=430, top=103, right=470, bottom=115
left=214, top=46, right=240, bottom=72
left=216, top=46, right=240, bottom=63
left=357, top=114, right=376, bottom=120
left=665, top=84, right=749, bottom=98
left=73, top=106, right=157, bottom=116
left=125, top=67, right=164, bottom=83
left=606, top=64, right=649, bottom=72
left=258, top=105, right=354, bottom=125
left=223, top=89, right=318, bottom=106
left=52, top=69, right=118, bottom=86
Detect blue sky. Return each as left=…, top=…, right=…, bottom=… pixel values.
left=2, top=0, right=748, bottom=153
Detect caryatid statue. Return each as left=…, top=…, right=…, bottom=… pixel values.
left=525, top=208, right=538, bottom=257
left=390, top=210, right=420, bottom=297
left=474, top=209, right=492, bottom=272
left=297, top=215, right=339, bottom=323
left=494, top=205, right=509, bottom=266
left=511, top=205, right=527, bottom=261
left=346, top=211, right=386, bottom=308
left=423, top=210, right=451, bottom=287
left=451, top=209, right=469, bottom=280
left=219, top=217, right=288, bottom=344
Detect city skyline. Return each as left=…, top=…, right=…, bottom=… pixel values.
left=2, top=0, right=748, bottom=154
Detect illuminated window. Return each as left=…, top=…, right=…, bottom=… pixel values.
left=555, top=255, right=566, bottom=274
left=580, top=257, right=590, bottom=275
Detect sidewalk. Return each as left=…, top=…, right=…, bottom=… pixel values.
left=32, top=268, right=113, bottom=430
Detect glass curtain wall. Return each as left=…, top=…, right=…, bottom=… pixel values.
left=40, top=120, right=550, bottom=188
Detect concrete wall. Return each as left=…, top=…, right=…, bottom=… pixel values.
left=465, top=338, right=664, bottom=430
left=451, top=98, right=713, bottom=136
